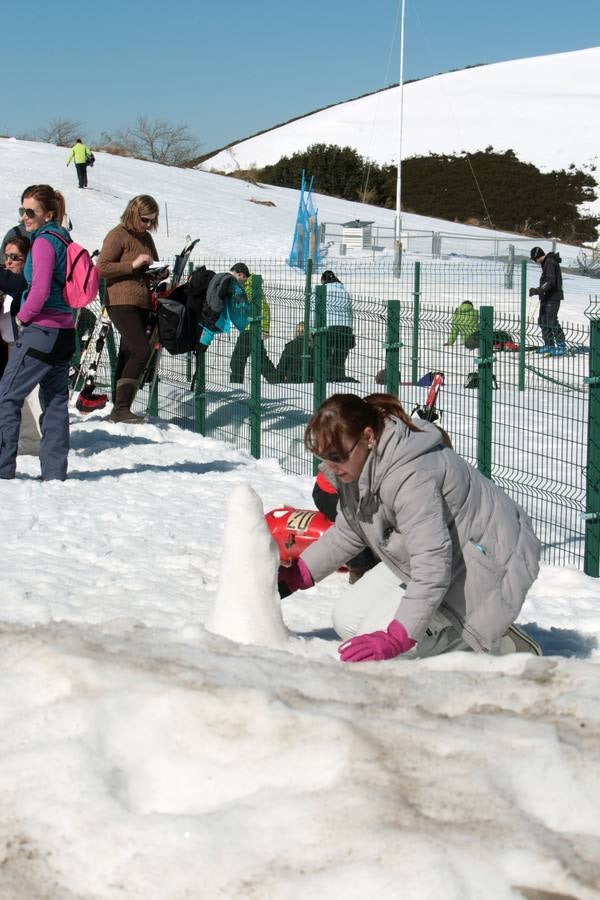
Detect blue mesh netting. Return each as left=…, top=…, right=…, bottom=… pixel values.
left=288, top=172, right=320, bottom=270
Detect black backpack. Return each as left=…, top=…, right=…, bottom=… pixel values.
left=157, top=284, right=199, bottom=355
left=465, top=371, right=498, bottom=390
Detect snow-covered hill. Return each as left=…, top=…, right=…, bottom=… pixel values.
left=203, top=47, right=600, bottom=205
left=1, top=135, right=596, bottom=281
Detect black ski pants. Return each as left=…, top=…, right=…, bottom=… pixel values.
left=108, top=306, right=152, bottom=384
left=230, top=330, right=278, bottom=383
left=538, top=297, right=565, bottom=347
left=326, top=325, right=354, bottom=381
left=75, top=162, right=88, bottom=188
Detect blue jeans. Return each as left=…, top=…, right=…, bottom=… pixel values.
left=0, top=324, right=75, bottom=480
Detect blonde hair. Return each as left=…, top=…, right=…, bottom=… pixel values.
left=120, top=195, right=159, bottom=232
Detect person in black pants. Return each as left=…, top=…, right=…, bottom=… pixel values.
left=529, top=246, right=566, bottom=356
left=229, top=263, right=278, bottom=384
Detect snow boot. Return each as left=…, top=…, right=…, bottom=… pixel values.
left=76, top=391, right=108, bottom=413
left=109, top=378, right=145, bottom=424
left=498, top=624, right=542, bottom=656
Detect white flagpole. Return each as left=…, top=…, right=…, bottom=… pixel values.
left=395, top=0, right=406, bottom=250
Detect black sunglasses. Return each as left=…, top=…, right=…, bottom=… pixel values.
left=19, top=206, right=37, bottom=219
left=316, top=436, right=362, bottom=465
left=5, top=252, right=24, bottom=262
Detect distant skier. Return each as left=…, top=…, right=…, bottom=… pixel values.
left=529, top=246, right=566, bottom=356
left=66, top=138, right=93, bottom=189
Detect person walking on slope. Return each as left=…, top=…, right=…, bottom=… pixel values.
left=66, top=138, right=93, bottom=189
left=529, top=246, right=566, bottom=356
left=97, top=195, right=161, bottom=424
left=278, top=393, right=542, bottom=660
left=229, top=263, right=278, bottom=384
left=0, top=185, right=76, bottom=480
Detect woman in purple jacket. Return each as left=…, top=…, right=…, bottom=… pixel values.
left=0, top=185, right=75, bottom=480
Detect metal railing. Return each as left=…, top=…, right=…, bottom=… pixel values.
left=89, top=257, right=597, bottom=573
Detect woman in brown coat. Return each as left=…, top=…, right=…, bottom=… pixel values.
left=97, top=195, right=160, bottom=423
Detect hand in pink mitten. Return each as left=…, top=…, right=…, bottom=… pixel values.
left=338, top=619, right=415, bottom=663
left=278, top=557, right=314, bottom=597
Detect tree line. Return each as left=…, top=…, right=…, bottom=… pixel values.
left=254, top=144, right=599, bottom=244
left=24, top=116, right=203, bottom=168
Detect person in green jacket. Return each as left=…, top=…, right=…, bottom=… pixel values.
left=66, top=138, right=93, bottom=189
left=229, top=264, right=278, bottom=384
left=446, top=300, right=479, bottom=349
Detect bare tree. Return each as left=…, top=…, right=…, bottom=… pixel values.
left=37, top=117, right=82, bottom=147
left=102, top=116, right=202, bottom=167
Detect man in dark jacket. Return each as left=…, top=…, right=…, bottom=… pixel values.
left=529, top=246, right=566, bottom=356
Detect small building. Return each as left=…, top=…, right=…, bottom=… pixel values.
left=341, top=219, right=374, bottom=250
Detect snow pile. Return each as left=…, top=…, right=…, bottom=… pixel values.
left=208, top=483, right=288, bottom=648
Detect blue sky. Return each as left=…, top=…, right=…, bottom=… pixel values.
left=2, top=0, right=598, bottom=154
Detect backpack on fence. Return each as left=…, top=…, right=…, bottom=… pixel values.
left=157, top=284, right=200, bottom=355
left=43, top=230, right=100, bottom=308
left=465, top=371, right=498, bottom=390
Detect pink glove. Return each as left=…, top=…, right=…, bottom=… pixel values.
left=338, top=620, right=415, bottom=663
left=278, top=557, right=314, bottom=595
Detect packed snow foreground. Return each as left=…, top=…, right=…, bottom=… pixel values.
left=1, top=416, right=600, bottom=900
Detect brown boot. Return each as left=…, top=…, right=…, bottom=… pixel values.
left=109, top=378, right=145, bottom=424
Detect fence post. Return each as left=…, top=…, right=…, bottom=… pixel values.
left=102, top=278, right=118, bottom=399
left=194, top=349, right=206, bottom=434
left=147, top=358, right=159, bottom=417
left=584, top=314, right=600, bottom=576
left=249, top=274, right=263, bottom=459
left=504, top=244, right=515, bottom=289
left=411, top=261, right=421, bottom=385
left=518, top=259, right=527, bottom=391
left=477, top=306, right=494, bottom=478
left=302, top=258, right=313, bottom=382
left=312, top=284, right=328, bottom=475
left=385, top=300, right=400, bottom=396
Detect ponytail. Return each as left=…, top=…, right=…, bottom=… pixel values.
left=21, top=184, right=66, bottom=223
left=364, top=393, right=422, bottom=433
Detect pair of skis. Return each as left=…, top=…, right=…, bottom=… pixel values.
left=72, top=238, right=199, bottom=415
left=412, top=371, right=444, bottom=423
left=136, top=238, right=200, bottom=416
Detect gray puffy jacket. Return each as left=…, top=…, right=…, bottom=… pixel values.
left=301, top=417, right=540, bottom=652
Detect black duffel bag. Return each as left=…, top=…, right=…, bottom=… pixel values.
left=157, top=284, right=199, bottom=355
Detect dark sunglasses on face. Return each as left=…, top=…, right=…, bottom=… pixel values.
left=5, top=253, right=24, bottom=262
left=139, top=215, right=156, bottom=225
left=316, top=436, right=362, bottom=465
left=19, top=206, right=37, bottom=219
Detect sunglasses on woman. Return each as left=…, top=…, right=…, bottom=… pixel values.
left=316, top=436, right=362, bottom=465
left=5, top=253, right=24, bottom=262
left=19, top=206, right=37, bottom=219
left=139, top=215, right=156, bottom=225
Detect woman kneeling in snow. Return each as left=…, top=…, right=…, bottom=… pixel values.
left=278, top=393, right=541, bottom=661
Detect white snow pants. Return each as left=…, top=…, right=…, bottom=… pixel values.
left=332, top=562, right=473, bottom=658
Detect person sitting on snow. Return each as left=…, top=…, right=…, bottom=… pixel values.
left=278, top=392, right=542, bottom=660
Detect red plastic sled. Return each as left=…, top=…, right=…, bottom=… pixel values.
left=265, top=507, right=333, bottom=564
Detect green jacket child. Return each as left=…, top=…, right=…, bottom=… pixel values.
left=447, top=301, right=479, bottom=348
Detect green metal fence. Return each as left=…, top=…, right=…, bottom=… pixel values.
left=90, top=257, right=597, bottom=573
